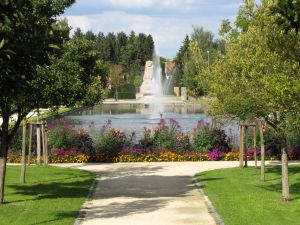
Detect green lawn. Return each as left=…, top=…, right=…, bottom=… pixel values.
left=1, top=165, right=95, bottom=225
left=196, top=165, right=300, bottom=225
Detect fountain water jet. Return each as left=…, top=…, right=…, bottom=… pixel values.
left=139, top=50, right=165, bottom=116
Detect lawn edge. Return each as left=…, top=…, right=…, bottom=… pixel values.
left=73, top=174, right=99, bottom=225
left=193, top=176, right=225, bottom=225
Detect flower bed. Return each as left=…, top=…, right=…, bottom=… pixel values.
left=8, top=118, right=299, bottom=163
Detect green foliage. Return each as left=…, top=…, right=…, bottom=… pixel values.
left=192, top=120, right=230, bottom=153
left=206, top=0, right=300, bottom=152
left=151, top=118, right=192, bottom=152
left=95, top=120, right=128, bottom=160
left=175, top=26, right=225, bottom=96
left=116, top=83, right=137, bottom=99
left=34, top=36, right=107, bottom=107
left=48, top=119, right=94, bottom=154
left=133, top=75, right=143, bottom=91
left=48, top=122, right=74, bottom=150
left=270, top=0, right=300, bottom=32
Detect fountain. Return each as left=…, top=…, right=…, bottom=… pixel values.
left=137, top=51, right=165, bottom=114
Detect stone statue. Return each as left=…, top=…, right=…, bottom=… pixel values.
left=143, top=61, right=153, bottom=81
left=140, top=60, right=155, bottom=95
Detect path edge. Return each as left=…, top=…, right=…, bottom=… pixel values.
left=73, top=175, right=99, bottom=225
left=193, top=176, right=225, bottom=225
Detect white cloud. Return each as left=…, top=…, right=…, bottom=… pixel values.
left=64, top=10, right=226, bottom=57
left=63, top=0, right=243, bottom=57
left=109, top=0, right=154, bottom=8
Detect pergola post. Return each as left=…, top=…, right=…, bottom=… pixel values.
left=239, top=125, right=244, bottom=168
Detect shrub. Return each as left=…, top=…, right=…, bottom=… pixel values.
left=207, top=149, right=225, bottom=161
left=288, top=147, right=300, bottom=160
left=152, top=118, right=191, bottom=152
left=192, top=120, right=230, bottom=153
left=72, top=128, right=94, bottom=155
left=95, top=120, right=128, bottom=161
left=48, top=119, right=74, bottom=150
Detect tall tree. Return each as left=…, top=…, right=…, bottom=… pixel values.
left=0, top=0, right=108, bottom=203
left=209, top=0, right=300, bottom=201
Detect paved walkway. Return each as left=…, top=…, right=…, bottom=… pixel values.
left=59, top=161, right=272, bottom=225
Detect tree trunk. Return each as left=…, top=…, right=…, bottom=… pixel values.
left=0, top=157, right=7, bottom=204
left=0, top=116, right=9, bottom=204
left=239, top=125, right=244, bottom=168
left=258, top=120, right=265, bottom=182
left=20, top=122, right=27, bottom=184
left=281, top=147, right=290, bottom=201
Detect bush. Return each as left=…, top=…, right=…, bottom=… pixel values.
left=48, top=119, right=74, bottom=150
left=152, top=118, right=191, bottom=152
left=95, top=120, right=128, bottom=161
left=192, top=120, right=230, bottom=153
left=72, top=128, right=94, bottom=155
left=108, top=83, right=136, bottom=99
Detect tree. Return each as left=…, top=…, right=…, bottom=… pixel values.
left=109, top=65, right=125, bottom=101
left=85, top=30, right=96, bottom=41
left=270, top=0, right=300, bottom=32
left=208, top=0, right=300, bottom=201
left=0, top=0, right=107, bottom=204
left=35, top=36, right=107, bottom=107
left=73, top=27, right=84, bottom=39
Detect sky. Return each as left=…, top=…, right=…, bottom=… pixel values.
left=63, top=0, right=244, bottom=58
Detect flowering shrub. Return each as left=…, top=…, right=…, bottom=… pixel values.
left=207, top=149, right=225, bottom=161
left=8, top=117, right=290, bottom=164
left=224, top=152, right=239, bottom=161
left=49, top=149, right=89, bottom=163
left=192, top=120, right=230, bottom=153
left=72, top=128, right=94, bottom=155
left=288, top=147, right=300, bottom=160
left=141, top=118, right=192, bottom=153
left=95, top=120, right=128, bottom=161
left=48, top=119, right=75, bottom=150
left=116, top=150, right=210, bottom=162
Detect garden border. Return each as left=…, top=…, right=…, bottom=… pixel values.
left=73, top=174, right=99, bottom=225
left=193, top=176, right=224, bottom=225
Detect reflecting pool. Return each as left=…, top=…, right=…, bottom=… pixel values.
left=63, top=103, right=239, bottom=144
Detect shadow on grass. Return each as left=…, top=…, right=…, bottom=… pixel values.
left=7, top=174, right=93, bottom=202
left=257, top=165, right=300, bottom=201
left=32, top=211, right=79, bottom=225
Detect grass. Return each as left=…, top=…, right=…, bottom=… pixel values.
left=27, top=106, right=79, bottom=122
left=1, top=165, right=95, bottom=225
left=196, top=165, right=300, bottom=225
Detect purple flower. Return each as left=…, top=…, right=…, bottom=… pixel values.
left=207, top=149, right=224, bottom=161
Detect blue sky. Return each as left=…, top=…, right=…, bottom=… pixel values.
left=64, top=0, right=243, bottom=58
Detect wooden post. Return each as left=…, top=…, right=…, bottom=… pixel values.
left=253, top=126, right=257, bottom=168
left=41, top=122, right=46, bottom=166
left=239, top=125, right=244, bottom=168
left=20, top=122, right=27, bottom=184
left=28, top=124, right=33, bottom=165
left=45, top=122, right=48, bottom=166
left=281, top=147, right=290, bottom=201
left=36, top=125, right=41, bottom=165
left=258, top=120, right=265, bottom=182
left=244, top=126, right=248, bottom=167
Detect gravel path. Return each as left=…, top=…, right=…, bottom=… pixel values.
left=58, top=161, right=274, bottom=225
